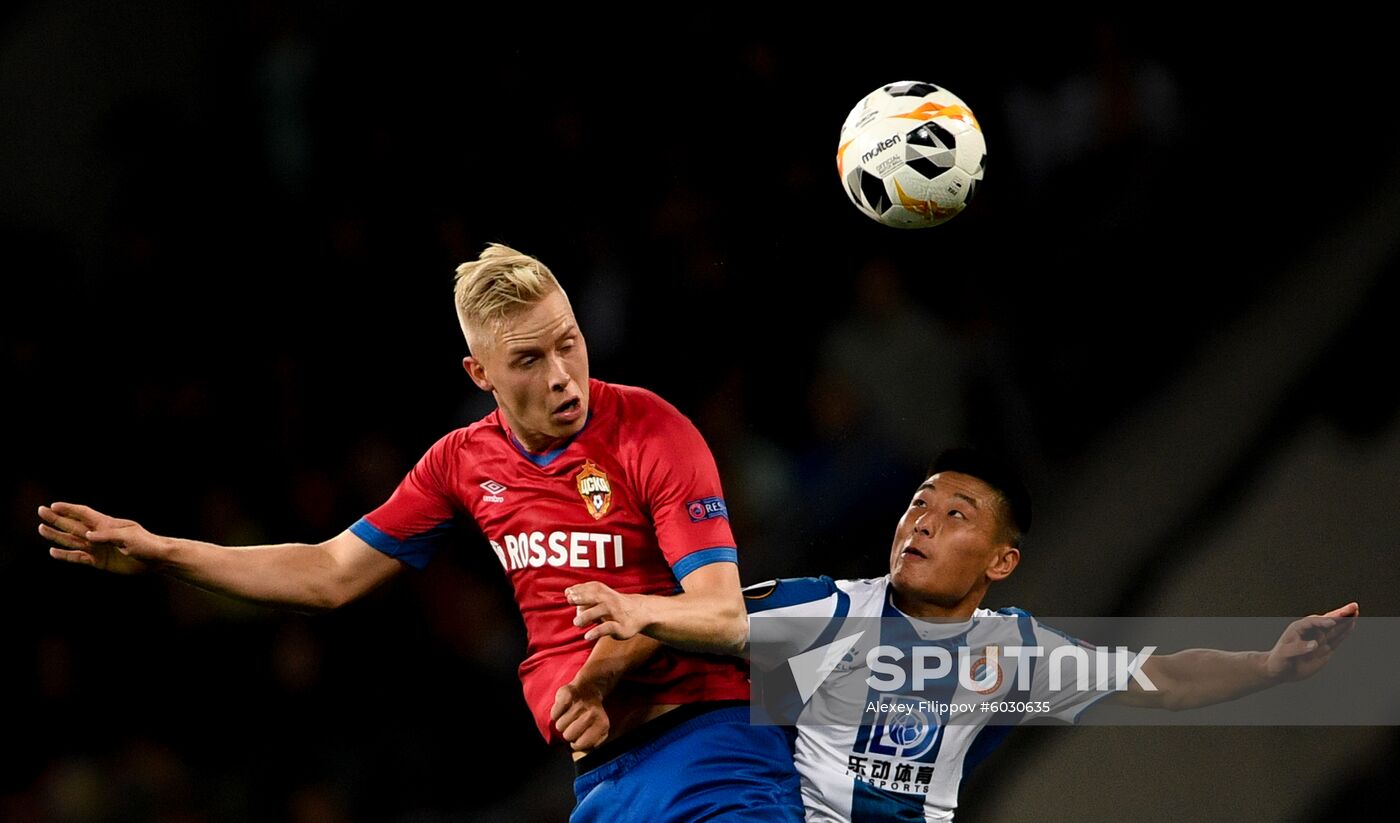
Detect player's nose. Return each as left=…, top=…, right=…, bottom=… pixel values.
left=546, top=353, right=571, bottom=390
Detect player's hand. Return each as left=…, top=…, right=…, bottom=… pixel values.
left=39, top=502, right=164, bottom=574
left=1264, top=602, right=1359, bottom=681
left=566, top=581, right=651, bottom=642
left=551, top=679, right=610, bottom=752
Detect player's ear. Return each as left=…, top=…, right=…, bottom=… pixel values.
left=986, top=545, right=1019, bottom=582
left=463, top=356, right=493, bottom=392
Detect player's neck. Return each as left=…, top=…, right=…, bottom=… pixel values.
left=514, top=428, right=571, bottom=454
left=497, top=407, right=572, bottom=454
left=890, top=586, right=981, bottom=622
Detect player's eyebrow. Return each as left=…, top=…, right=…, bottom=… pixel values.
left=915, top=482, right=980, bottom=509
left=525, top=323, right=578, bottom=348
left=503, top=324, right=577, bottom=360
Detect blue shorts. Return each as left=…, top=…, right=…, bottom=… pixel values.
left=571, top=704, right=803, bottom=823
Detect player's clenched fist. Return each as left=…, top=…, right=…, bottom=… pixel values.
left=551, top=680, right=611, bottom=752
left=566, top=581, right=653, bottom=642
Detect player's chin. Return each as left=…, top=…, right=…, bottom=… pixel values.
left=548, top=417, right=586, bottom=439
left=891, top=564, right=933, bottom=591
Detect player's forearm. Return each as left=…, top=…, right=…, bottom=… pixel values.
left=1133, top=649, right=1277, bottom=710
left=635, top=591, right=748, bottom=656
left=572, top=635, right=663, bottom=694
left=157, top=537, right=350, bottom=610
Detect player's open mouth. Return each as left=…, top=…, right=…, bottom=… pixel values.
left=553, top=398, right=582, bottom=422
left=901, top=545, right=927, bottom=559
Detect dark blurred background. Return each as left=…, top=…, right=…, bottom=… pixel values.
left=4, top=6, right=1398, bottom=822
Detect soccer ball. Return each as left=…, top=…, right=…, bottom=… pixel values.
left=837, top=81, right=986, bottom=228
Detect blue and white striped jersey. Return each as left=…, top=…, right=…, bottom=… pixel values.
left=745, top=576, right=1142, bottom=822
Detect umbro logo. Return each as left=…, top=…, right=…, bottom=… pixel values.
left=480, top=480, right=507, bottom=503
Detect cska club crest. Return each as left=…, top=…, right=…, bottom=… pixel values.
left=575, top=460, right=612, bottom=520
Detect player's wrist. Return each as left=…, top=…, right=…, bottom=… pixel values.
left=149, top=534, right=191, bottom=570
left=1254, top=649, right=1283, bottom=682
left=567, top=675, right=611, bottom=701
left=631, top=594, right=660, bottom=638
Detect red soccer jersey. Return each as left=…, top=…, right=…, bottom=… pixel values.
left=351, top=379, right=751, bottom=742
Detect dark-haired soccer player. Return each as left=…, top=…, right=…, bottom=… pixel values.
left=568, top=448, right=1358, bottom=821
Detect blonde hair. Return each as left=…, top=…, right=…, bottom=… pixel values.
left=453, top=243, right=566, bottom=352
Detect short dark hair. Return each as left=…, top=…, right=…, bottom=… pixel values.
left=929, top=448, right=1032, bottom=545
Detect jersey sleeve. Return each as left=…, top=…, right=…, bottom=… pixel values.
left=744, top=577, right=848, bottom=670
left=350, top=431, right=464, bottom=570
left=633, top=400, right=738, bottom=582
left=1024, top=614, right=1147, bottom=724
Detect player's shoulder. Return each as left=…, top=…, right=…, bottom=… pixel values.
left=972, top=605, right=1088, bottom=647
left=439, top=417, right=495, bottom=449
left=970, top=605, right=1037, bottom=637
left=833, top=576, right=894, bottom=616
left=596, top=379, right=708, bottom=458
left=743, top=575, right=887, bottom=614
left=597, top=379, right=687, bottom=422
left=743, top=576, right=840, bottom=612
left=418, top=414, right=505, bottom=462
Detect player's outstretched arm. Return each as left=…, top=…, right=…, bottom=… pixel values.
left=1115, top=601, right=1359, bottom=710
left=40, top=502, right=402, bottom=610
left=566, top=563, right=748, bottom=656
